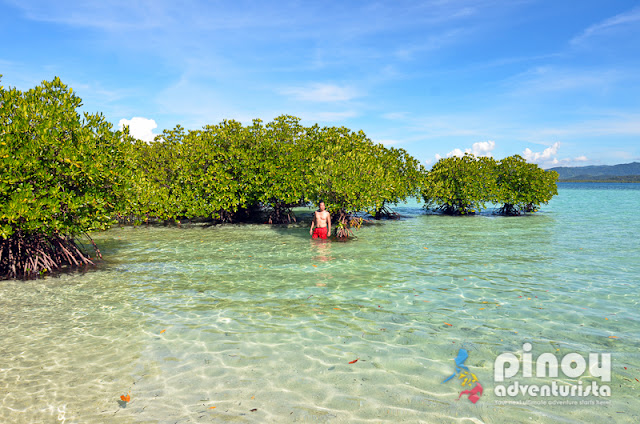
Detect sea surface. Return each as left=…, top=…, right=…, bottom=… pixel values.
left=1, top=183, right=639, bottom=423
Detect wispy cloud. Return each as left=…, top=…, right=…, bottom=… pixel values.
left=280, top=83, right=359, bottom=102
left=5, top=0, right=171, bottom=30
left=503, top=66, right=624, bottom=95
left=64, top=79, right=130, bottom=104
left=6, top=0, right=482, bottom=38
left=405, top=113, right=499, bottom=140
left=381, top=112, right=409, bottom=120
left=607, top=151, right=635, bottom=161
left=527, top=114, right=640, bottom=138
left=5, top=1, right=638, bottom=168
left=571, top=6, right=640, bottom=45
left=394, top=28, right=467, bottom=60
left=298, top=110, right=359, bottom=123
left=155, top=76, right=253, bottom=129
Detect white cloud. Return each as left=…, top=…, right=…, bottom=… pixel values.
left=522, top=141, right=560, bottom=163
left=522, top=150, right=596, bottom=168
left=447, top=148, right=465, bottom=157
left=119, top=117, right=158, bottom=142
left=281, top=83, right=358, bottom=102
left=470, top=140, right=495, bottom=156
left=521, top=142, right=580, bottom=168
left=442, top=140, right=496, bottom=158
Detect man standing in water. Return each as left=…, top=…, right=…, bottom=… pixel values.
left=310, top=201, right=331, bottom=239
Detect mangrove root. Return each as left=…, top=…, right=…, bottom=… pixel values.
left=1, top=232, right=98, bottom=280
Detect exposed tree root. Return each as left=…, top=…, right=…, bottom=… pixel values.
left=373, top=205, right=401, bottom=220
left=1, top=232, right=99, bottom=280
left=334, top=212, right=364, bottom=239
left=267, top=204, right=297, bottom=224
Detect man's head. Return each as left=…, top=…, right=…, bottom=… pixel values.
left=319, top=201, right=325, bottom=211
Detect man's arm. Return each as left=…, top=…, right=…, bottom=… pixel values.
left=327, top=212, right=331, bottom=235
left=310, top=212, right=316, bottom=235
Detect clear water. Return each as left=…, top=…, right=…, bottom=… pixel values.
left=1, top=183, right=639, bottom=423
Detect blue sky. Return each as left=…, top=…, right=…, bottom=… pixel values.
left=2, top=0, right=639, bottom=168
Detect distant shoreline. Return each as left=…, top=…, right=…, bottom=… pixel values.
left=558, top=176, right=640, bottom=183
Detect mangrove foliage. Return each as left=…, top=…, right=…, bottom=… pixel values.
left=422, top=153, right=558, bottom=215
left=0, top=77, right=133, bottom=279
left=1, top=76, right=558, bottom=279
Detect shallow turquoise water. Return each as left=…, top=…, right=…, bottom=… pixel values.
left=1, top=183, right=639, bottom=423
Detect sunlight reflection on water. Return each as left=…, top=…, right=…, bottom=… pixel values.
left=1, top=184, right=639, bottom=423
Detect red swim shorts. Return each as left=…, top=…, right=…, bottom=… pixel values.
left=312, top=227, right=328, bottom=239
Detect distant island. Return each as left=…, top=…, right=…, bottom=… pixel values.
left=549, top=162, right=640, bottom=182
